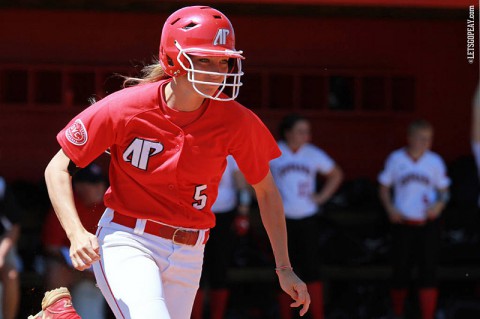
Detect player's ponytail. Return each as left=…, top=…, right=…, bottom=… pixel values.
left=122, top=60, right=169, bottom=87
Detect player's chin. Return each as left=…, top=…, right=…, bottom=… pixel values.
left=196, top=83, right=222, bottom=96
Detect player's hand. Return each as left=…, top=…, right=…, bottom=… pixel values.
left=68, top=230, right=100, bottom=271
left=387, top=208, right=403, bottom=224
left=426, top=202, right=444, bottom=220
left=311, top=193, right=328, bottom=205
left=277, top=268, right=311, bottom=316
left=0, top=255, right=6, bottom=270
left=233, top=213, right=250, bottom=236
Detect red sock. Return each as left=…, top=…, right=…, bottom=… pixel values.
left=307, top=281, right=324, bottom=319
left=278, top=292, right=293, bottom=319
left=191, top=289, right=204, bottom=319
left=210, top=289, right=229, bottom=319
left=390, top=288, right=408, bottom=316
left=419, top=287, right=438, bottom=319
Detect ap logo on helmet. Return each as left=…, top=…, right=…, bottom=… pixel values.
left=214, top=29, right=230, bottom=46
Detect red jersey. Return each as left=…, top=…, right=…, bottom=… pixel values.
left=57, top=79, right=280, bottom=229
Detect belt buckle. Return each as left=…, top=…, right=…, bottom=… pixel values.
left=172, top=228, right=183, bottom=245
left=172, top=228, right=198, bottom=246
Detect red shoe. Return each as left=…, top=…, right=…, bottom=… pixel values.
left=28, top=287, right=81, bottom=319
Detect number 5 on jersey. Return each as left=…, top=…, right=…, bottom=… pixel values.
left=193, top=185, right=208, bottom=209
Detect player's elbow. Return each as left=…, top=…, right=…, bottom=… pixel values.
left=45, top=150, right=71, bottom=186
left=334, top=165, right=344, bottom=184
left=327, top=165, right=344, bottom=186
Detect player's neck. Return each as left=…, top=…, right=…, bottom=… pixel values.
left=287, top=142, right=302, bottom=153
left=165, top=81, right=205, bottom=112
left=406, top=147, right=426, bottom=161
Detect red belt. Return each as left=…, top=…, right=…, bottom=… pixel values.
left=112, top=212, right=209, bottom=246
left=401, top=219, right=427, bottom=226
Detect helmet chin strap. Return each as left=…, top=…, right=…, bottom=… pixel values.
left=174, top=42, right=243, bottom=101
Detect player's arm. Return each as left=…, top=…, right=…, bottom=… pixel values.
left=0, top=185, right=21, bottom=265
left=252, top=170, right=310, bottom=316
left=426, top=187, right=450, bottom=220
left=0, top=224, right=20, bottom=268
left=312, top=165, right=343, bottom=205
left=44, top=149, right=100, bottom=271
left=379, top=184, right=403, bottom=223
left=472, top=84, right=480, bottom=143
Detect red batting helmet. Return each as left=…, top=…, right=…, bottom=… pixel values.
left=159, top=6, right=244, bottom=101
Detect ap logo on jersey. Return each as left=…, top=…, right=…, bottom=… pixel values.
left=123, top=138, right=164, bottom=170
left=213, top=28, right=230, bottom=45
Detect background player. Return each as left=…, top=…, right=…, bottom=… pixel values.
left=192, top=155, right=252, bottom=319
left=37, top=6, right=310, bottom=319
left=42, top=164, right=107, bottom=319
left=472, top=83, right=480, bottom=200
left=0, top=176, right=21, bottom=319
left=271, top=114, right=343, bottom=319
left=378, top=119, right=450, bottom=319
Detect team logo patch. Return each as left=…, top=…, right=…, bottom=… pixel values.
left=65, top=119, right=88, bottom=146
left=213, top=28, right=230, bottom=46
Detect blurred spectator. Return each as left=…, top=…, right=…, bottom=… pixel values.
left=378, top=120, right=450, bottom=319
left=0, top=176, right=21, bottom=319
left=192, top=155, right=252, bottom=319
left=270, top=114, right=343, bottom=319
left=41, top=164, right=107, bottom=319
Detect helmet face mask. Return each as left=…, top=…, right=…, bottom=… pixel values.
left=159, top=6, right=244, bottom=101
left=175, top=41, right=243, bottom=101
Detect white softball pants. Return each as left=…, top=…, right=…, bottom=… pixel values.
left=92, top=208, right=206, bottom=319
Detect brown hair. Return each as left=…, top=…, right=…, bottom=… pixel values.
left=278, top=113, right=308, bottom=141
left=408, top=119, right=433, bottom=135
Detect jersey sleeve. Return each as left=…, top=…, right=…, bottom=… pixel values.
left=434, top=156, right=451, bottom=189
left=57, top=99, right=117, bottom=168
left=229, top=109, right=281, bottom=185
left=378, top=153, right=395, bottom=186
left=313, top=147, right=335, bottom=174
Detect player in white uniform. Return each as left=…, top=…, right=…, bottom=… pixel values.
left=378, top=119, right=450, bottom=319
left=192, top=155, right=251, bottom=319
left=271, top=114, right=343, bottom=319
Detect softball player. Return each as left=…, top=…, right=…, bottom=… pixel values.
left=270, top=114, right=343, bottom=319
left=378, top=120, right=450, bottom=319
left=0, top=177, right=21, bottom=319
left=38, top=6, right=310, bottom=319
